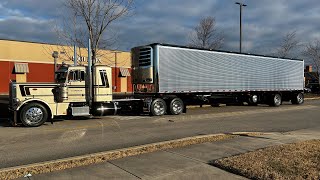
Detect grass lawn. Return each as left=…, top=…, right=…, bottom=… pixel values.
left=212, top=140, right=320, bottom=180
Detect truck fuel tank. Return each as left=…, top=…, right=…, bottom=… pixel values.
left=91, top=102, right=117, bottom=116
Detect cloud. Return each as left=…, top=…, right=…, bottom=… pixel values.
left=0, top=0, right=319, bottom=60
left=0, top=0, right=62, bottom=18
left=0, top=16, right=56, bottom=43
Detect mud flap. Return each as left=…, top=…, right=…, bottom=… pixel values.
left=183, top=104, right=187, bottom=113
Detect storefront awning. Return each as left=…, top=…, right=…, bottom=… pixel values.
left=14, top=63, right=29, bottom=73
left=119, top=68, right=131, bottom=77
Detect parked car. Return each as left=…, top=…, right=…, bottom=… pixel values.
left=306, top=83, right=320, bottom=93
left=304, top=87, right=312, bottom=93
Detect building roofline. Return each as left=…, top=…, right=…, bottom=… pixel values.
left=0, top=38, right=61, bottom=46
left=0, top=38, right=129, bottom=53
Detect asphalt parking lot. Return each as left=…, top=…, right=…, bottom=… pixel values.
left=0, top=98, right=319, bottom=169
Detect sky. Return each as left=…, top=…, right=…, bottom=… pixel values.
left=0, top=0, right=320, bottom=57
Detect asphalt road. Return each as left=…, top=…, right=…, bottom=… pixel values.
left=0, top=100, right=320, bottom=169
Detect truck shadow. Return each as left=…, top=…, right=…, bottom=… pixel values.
left=0, top=100, right=10, bottom=127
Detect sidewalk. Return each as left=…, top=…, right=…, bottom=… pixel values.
left=20, top=127, right=320, bottom=180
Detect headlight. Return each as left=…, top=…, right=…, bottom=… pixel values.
left=13, top=98, right=20, bottom=104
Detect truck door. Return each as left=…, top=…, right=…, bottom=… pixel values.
left=94, top=66, right=113, bottom=102
left=67, top=70, right=86, bottom=102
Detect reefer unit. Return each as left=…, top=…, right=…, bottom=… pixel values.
left=132, top=44, right=304, bottom=93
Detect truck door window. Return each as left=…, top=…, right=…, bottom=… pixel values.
left=68, top=71, right=75, bottom=82
left=80, top=71, right=85, bottom=81
left=68, top=70, right=85, bottom=82
left=99, top=70, right=109, bottom=88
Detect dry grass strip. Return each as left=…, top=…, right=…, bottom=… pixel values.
left=213, top=139, right=320, bottom=180
left=0, top=133, right=235, bottom=179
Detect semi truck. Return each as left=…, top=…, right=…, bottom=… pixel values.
left=9, top=43, right=305, bottom=127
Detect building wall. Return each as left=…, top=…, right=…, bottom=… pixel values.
left=0, top=61, right=15, bottom=93
left=0, top=39, right=132, bottom=94
left=27, top=63, right=55, bottom=83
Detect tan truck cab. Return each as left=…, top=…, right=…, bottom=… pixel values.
left=9, top=65, right=113, bottom=127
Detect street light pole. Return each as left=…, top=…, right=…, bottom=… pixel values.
left=235, top=2, right=247, bottom=53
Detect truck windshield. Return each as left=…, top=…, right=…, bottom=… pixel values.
left=55, top=72, right=67, bottom=83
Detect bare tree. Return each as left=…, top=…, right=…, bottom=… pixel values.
left=58, top=0, right=133, bottom=64
left=303, top=40, right=320, bottom=81
left=276, top=31, right=300, bottom=58
left=188, top=16, right=224, bottom=50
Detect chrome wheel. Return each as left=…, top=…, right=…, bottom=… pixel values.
left=172, top=101, right=182, bottom=113
left=248, top=95, right=258, bottom=106
left=251, top=95, right=258, bottom=103
left=154, top=102, right=165, bottom=115
left=20, top=103, right=48, bottom=127
left=271, top=94, right=282, bottom=107
left=169, top=98, right=184, bottom=115
left=25, top=107, right=44, bottom=125
left=150, top=98, right=166, bottom=116
left=292, top=93, right=304, bottom=105
left=297, top=93, right=304, bottom=104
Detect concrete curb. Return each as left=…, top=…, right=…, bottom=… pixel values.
left=0, top=133, right=242, bottom=180
left=304, top=97, right=320, bottom=100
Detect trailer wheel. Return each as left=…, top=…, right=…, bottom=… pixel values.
left=248, top=95, right=258, bottom=106
left=20, top=103, right=48, bottom=127
left=291, top=93, right=304, bottom=105
left=269, top=94, right=282, bottom=107
left=150, top=98, right=167, bottom=116
left=168, top=98, right=184, bottom=115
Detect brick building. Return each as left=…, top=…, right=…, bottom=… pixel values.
left=0, top=39, right=132, bottom=94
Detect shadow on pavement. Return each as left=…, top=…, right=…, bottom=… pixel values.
left=0, top=98, right=10, bottom=127
left=0, top=101, right=14, bottom=127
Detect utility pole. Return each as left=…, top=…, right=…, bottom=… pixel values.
left=74, top=45, right=77, bottom=66
left=87, top=38, right=92, bottom=106
left=235, top=2, right=247, bottom=53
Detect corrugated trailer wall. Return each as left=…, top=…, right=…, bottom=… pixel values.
left=157, top=45, right=304, bottom=93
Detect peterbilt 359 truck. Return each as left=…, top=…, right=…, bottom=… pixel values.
left=9, top=43, right=305, bottom=127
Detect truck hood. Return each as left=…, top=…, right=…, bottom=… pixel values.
left=12, top=82, right=58, bottom=97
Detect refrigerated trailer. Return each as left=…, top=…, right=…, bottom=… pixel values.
left=9, top=43, right=305, bottom=127
left=131, top=43, right=305, bottom=115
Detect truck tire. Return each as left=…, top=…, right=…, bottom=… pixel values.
left=20, top=103, right=48, bottom=127
left=168, top=98, right=184, bottom=115
left=248, top=95, right=258, bottom=106
left=291, top=93, right=304, bottom=105
left=269, top=94, right=282, bottom=107
left=150, top=98, right=167, bottom=116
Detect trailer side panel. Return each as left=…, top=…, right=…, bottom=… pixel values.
left=157, top=45, right=304, bottom=93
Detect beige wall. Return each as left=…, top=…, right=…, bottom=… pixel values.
left=0, top=39, right=131, bottom=67
left=120, top=77, right=127, bottom=92
left=16, top=74, right=27, bottom=83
